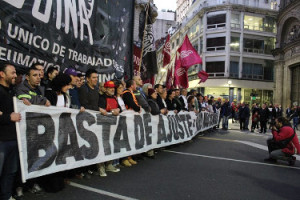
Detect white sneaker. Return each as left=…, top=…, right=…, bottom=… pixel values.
left=106, top=164, right=120, bottom=172
left=99, top=166, right=107, bottom=177
left=16, top=187, right=24, bottom=197
left=30, top=183, right=42, bottom=194
left=8, top=196, right=16, bottom=200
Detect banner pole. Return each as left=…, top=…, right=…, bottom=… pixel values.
left=13, top=97, right=27, bottom=183
left=138, top=1, right=150, bottom=73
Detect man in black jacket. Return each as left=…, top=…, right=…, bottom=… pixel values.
left=0, top=61, right=21, bottom=200
left=259, top=103, right=269, bottom=133
left=122, top=80, right=141, bottom=112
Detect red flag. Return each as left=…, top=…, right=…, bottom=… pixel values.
left=165, top=67, right=173, bottom=89
left=178, top=35, right=202, bottom=69
left=174, top=54, right=189, bottom=88
left=198, top=70, right=209, bottom=83
left=162, top=34, right=171, bottom=67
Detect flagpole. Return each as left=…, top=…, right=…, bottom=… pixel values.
left=138, top=1, right=151, bottom=73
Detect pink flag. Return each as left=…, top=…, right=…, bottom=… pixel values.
left=174, top=54, right=189, bottom=88
left=198, top=70, right=209, bottom=83
left=165, top=66, right=173, bottom=89
left=162, top=34, right=171, bottom=67
left=178, top=35, right=202, bottom=69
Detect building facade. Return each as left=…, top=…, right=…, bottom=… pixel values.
left=157, top=0, right=280, bottom=105
left=153, top=11, right=176, bottom=43
left=176, top=0, right=193, bottom=24
left=273, top=0, right=300, bottom=109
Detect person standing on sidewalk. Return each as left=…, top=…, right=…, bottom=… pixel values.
left=0, top=61, right=21, bottom=200
left=259, top=103, right=269, bottom=133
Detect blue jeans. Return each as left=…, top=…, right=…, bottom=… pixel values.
left=222, top=116, right=229, bottom=129
left=0, top=140, right=19, bottom=200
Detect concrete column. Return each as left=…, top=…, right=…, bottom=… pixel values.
left=239, top=12, right=244, bottom=79
left=274, top=60, right=284, bottom=106
left=282, top=64, right=292, bottom=109
left=225, top=10, right=231, bottom=77
left=202, top=13, right=207, bottom=71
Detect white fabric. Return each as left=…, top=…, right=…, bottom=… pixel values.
left=15, top=100, right=219, bottom=182
left=117, top=97, right=126, bottom=111
left=56, top=95, right=65, bottom=107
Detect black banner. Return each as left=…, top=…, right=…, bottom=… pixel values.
left=0, top=0, right=134, bottom=78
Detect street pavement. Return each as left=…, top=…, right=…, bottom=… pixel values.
left=23, top=121, right=300, bottom=200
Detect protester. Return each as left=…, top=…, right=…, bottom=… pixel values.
left=45, top=66, right=59, bottom=89
left=45, top=74, right=72, bottom=107
left=99, top=82, right=105, bottom=95
left=16, top=67, right=51, bottom=106
left=220, top=99, right=231, bottom=130
left=189, top=89, right=199, bottom=112
left=265, top=117, right=300, bottom=166
left=154, top=84, right=168, bottom=115
left=251, top=111, right=259, bottom=132
left=207, top=99, right=214, bottom=113
left=133, top=76, right=150, bottom=112
left=290, top=105, right=299, bottom=131
left=115, top=81, right=126, bottom=112
left=98, top=81, right=122, bottom=173
left=173, top=89, right=183, bottom=111
left=122, top=80, right=141, bottom=113
left=147, top=88, right=160, bottom=115
left=0, top=61, right=21, bottom=200
left=259, top=103, right=269, bottom=133
left=142, top=83, right=152, bottom=97
left=179, top=88, right=188, bottom=111
left=166, top=89, right=179, bottom=113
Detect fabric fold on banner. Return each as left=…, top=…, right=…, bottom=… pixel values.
left=16, top=101, right=219, bottom=182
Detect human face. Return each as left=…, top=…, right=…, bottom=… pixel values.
left=170, top=91, right=175, bottom=99
left=181, top=89, right=187, bottom=96
left=175, top=90, right=180, bottom=97
left=151, top=91, right=157, bottom=99
left=99, top=82, right=105, bottom=93
left=156, top=85, right=163, bottom=94
left=79, top=76, right=85, bottom=87
left=161, top=90, right=167, bottom=99
left=35, top=65, right=44, bottom=79
left=26, top=69, right=40, bottom=88
left=61, top=84, right=72, bottom=93
left=134, top=76, right=143, bottom=87
left=131, top=80, right=137, bottom=91
left=0, top=65, right=17, bottom=87
left=106, top=87, right=115, bottom=96
left=48, top=69, right=58, bottom=81
left=87, top=73, right=98, bottom=88
left=116, top=84, right=124, bottom=96
left=70, top=75, right=79, bottom=86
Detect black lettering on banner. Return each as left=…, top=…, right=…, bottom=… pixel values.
left=186, top=114, right=193, bottom=137
left=143, top=113, right=152, bottom=145
left=196, top=112, right=203, bottom=130
left=134, top=115, right=145, bottom=150
left=157, top=115, right=167, bottom=144
left=56, top=113, right=83, bottom=165
left=26, top=112, right=57, bottom=173
left=97, top=114, right=117, bottom=156
left=175, top=115, right=184, bottom=139
left=76, top=112, right=99, bottom=159
left=179, top=115, right=189, bottom=137
left=204, top=112, right=209, bottom=128
left=114, top=116, right=131, bottom=153
left=172, top=115, right=179, bottom=140
left=167, top=115, right=174, bottom=142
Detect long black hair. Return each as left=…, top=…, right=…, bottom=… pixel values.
left=51, top=74, right=72, bottom=92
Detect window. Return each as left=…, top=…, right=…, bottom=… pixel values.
left=242, top=62, right=263, bottom=80
left=188, top=22, right=200, bottom=40
left=244, top=38, right=264, bottom=54
left=244, top=15, right=263, bottom=31
left=230, top=62, right=239, bottom=78
left=231, top=13, right=240, bottom=29
left=206, top=61, right=225, bottom=77
left=207, top=14, right=226, bottom=29
left=264, top=60, right=274, bottom=81
left=207, top=37, right=226, bottom=51
left=230, top=37, right=240, bottom=52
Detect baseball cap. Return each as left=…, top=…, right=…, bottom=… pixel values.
left=64, top=68, right=78, bottom=76
left=104, top=81, right=115, bottom=88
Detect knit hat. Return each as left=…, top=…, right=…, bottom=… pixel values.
left=104, top=81, right=115, bottom=88
left=148, top=88, right=156, bottom=97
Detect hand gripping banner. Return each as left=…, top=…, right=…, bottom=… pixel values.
left=15, top=100, right=219, bottom=182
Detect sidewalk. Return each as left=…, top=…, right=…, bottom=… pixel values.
left=226, top=119, right=300, bottom=136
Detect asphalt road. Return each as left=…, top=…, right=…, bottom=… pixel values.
left=23, top=123, right=300, bottom=200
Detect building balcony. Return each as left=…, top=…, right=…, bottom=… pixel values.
left=207, top=23, right=226, bottom=30
left=207, top=46, right=226, bottom=52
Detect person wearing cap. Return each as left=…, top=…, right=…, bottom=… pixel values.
left=97, top=80, right=121, bottom=175
left=64, top=68, right=85, bottom=112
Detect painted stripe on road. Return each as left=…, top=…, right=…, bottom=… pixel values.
left=69, top=182, right=139, bottom=200
left=164, top=150, right=300, bottom=170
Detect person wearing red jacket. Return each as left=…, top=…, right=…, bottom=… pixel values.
left=265, top=117, right=300, bottom=166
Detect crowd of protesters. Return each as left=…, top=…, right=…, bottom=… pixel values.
left=0, top=61, right=300, bottom=200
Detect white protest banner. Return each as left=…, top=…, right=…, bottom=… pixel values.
left=16, top=100, right=219, bottom=182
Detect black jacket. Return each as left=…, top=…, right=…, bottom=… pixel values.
left=148, top=98, right=160, bottom=115
left=259, top=108, right=269, bottom=122
left=122, top=89, right=140, bottom=112
left=45, top=89, right=68, bottom=107
left=0, top=84, right=17, bottom=141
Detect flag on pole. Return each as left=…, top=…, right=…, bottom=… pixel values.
left=162, top=34, right=171, bottom=68
left=198, top=70, right=209, bottom=83
left=178, top=35, right=202, bottom=69
left=174, top=54, right=189, bottom=88
left=165, top=66, right=173, bottom=89
left=140, top=4, right=158, bottom=79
